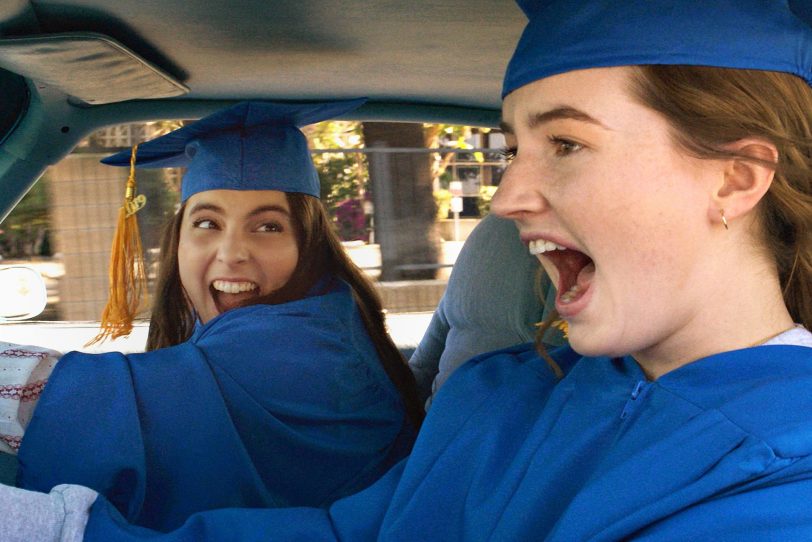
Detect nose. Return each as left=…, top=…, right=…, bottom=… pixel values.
left=216, top=230, right=249, bottom=265
left=490, top=156, right=549, bottom=220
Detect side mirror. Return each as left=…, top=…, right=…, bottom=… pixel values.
left=0, top=265, right=48, bottom=321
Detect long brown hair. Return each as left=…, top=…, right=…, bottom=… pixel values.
left=147, top=193, right=424, bottom=428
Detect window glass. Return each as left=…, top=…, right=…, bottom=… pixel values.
left=0, top=120, right=508, bottom=353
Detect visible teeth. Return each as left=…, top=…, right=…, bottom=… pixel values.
left=528, top=239, right=566, bottom=255
left=560, top=284, right=581, bottom=304
left=212, top=280, right=258, bottom=294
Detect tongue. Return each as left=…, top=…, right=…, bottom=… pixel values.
left=552, top=250, right=593, bottom=293
left=555, top=252, right=595, bottom=304
left=575, top=261, right=595, bottom=289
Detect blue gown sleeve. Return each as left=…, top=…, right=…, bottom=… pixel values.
left=83, top=460, right=409, bottom=542
left=18, top=288, right=414, bottom=532
left=631, top=465, right=812, bottom=541
left=17, top=350, right=147, bottom=519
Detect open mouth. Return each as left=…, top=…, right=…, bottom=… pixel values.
left=210, top=279, right=260, bottom=314
left=529, top=239, right=595, bottom=306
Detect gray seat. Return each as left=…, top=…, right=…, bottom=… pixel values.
left=409, top=213, right=564, bottom=410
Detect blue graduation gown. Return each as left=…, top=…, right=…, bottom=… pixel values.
left=84, top=342, right=812, bottom=540
left=17, top=280, right=415, bottom=532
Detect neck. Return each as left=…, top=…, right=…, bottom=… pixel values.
left=634, top=242, right=793, bottom=380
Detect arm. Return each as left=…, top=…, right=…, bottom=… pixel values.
left=18, top=296, right=412, bottom=530
left=0, top=459, right=409, bottom=541
left=631, top=474, right=812, bottom=541
left=408, top=296, right=450, bottom=406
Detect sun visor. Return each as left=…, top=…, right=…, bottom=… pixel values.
left=0, top=32, right=188, bottom=105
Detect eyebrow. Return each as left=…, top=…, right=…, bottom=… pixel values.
left=246, top=204, right=291, bottom=218
left=500, top=106, right=607, bottom=134
left=187, top=202, right=224, bottom=215
left=187, top=202, right=291, bottom=218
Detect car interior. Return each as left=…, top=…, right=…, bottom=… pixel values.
left=0, top=0, right=525, bottom=221
left=0, top=0, right=543, bottom=484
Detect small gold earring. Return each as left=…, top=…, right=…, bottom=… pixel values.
left=720, top=209, right=729, bottom=230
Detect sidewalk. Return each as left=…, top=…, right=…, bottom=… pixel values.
left=348, top=240, right=463, bottom=313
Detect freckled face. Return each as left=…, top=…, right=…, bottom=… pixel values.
left=177, top=189, right=299, bottom=324
left=491, top=67, right=723, bottom=361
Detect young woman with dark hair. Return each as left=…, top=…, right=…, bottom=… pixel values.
left=1, top=99, right=422, bottom=533
left=146, top=192, right=423, bottom=428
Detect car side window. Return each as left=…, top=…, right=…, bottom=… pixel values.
left=0, top=121, right=509, bottom=354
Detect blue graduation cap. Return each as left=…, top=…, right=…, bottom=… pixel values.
left=504, top=0, right=812, bottom=97
left=102, top=98, right=367, bottom=201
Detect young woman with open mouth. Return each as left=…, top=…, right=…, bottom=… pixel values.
left=2, top=1, right=812, bottom=540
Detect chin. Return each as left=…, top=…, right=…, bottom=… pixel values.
left=567, top=329, right=629, bottom=359
left=567, top=338, right=602, bottom=358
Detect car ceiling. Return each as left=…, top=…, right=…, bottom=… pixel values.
left=0, top=1, right=526, bottom=220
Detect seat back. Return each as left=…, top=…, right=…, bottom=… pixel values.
left=409, top=214, right=564, bottom=409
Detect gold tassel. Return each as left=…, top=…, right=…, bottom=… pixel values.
left=534, top=318, right=569, bottom=338
left=552, top=319, right=569, bottom=338
left=87, top=145, right=148, bottom=346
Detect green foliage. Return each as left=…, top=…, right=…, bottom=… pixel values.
left=424, top=124, right=491, bottom=188
left=434, top=189, right=452, bottom=219
left=0, top=175, right=52, bottom=258
left=316, top=151, right=366, bottom=205
left=306, top=121, right=370, bottom=241
left=478, top=185, right=498, bottom=216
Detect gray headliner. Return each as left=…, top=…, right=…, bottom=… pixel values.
left=1, top=0, right=524, bottom=109
left=0, top=1, right=526, bottom=217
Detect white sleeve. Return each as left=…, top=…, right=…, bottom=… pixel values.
left=0, top=482, right=97, bottom=542
left=0, top=342, right=61, bottom=455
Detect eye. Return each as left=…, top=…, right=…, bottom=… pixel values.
left=548, top=136, right=583, bottom=157
left=256, top=221, right=284, bottom=233
left=192, top=218, right=218, bottom=230
left=498, top=146, right=517, bottom=163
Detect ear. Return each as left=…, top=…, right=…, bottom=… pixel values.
left=709, top=138, right=777, bottom=227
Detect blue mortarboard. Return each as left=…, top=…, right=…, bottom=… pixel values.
left=102, top=98, right=367, bottom=201
left=504, top=0, right=812, bottom=98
